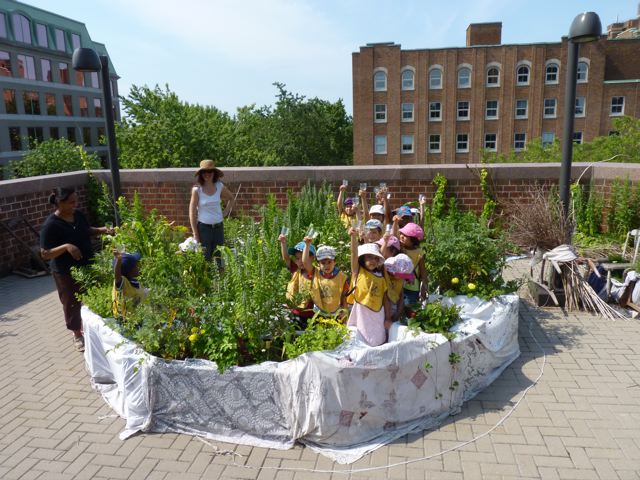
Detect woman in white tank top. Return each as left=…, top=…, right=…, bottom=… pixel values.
left=189, top=160, right=235, bottom=264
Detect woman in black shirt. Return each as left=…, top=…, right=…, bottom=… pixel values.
left=40, top=187, right=112, bottom=351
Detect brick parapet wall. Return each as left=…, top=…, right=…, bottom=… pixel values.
left=1, top=163, right=639, bottom=276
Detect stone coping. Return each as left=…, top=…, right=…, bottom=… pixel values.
left=1, top=163, right=638, bottom=199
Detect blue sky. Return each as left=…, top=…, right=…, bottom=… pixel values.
left=25, top=0, right=640, bottom=115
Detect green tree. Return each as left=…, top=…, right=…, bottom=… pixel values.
left=6, top=138, right=101, bottom=178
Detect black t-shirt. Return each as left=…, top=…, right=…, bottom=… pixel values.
left=39, top=210, right=94, bottom=274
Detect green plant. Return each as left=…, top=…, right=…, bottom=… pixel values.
left=479, top=168, right=496, bottom=222
left=431, top=173, right=447, bottom=220
left=608, top=176, right=638, bottom=239
left=283, top=315, right=349, bottom=359
left=407, top=301, right=461, bottom=335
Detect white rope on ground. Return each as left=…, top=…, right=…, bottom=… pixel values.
left=195, top=301, right=549, bottom=475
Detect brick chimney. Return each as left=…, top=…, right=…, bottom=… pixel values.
left=466, top=22, right=502, bottom=46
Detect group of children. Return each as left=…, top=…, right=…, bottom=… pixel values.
left=281, top=182, right=428, bottom=347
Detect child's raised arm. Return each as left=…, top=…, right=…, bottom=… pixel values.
left=349, top=227, right=359, bottom=279
left=379, top=230, right=390, bottom=257
left=278, top=234, right=290, bottom=265
left=382, top=190, right=392, bottom=225
left=336, top=184, right=347, bottom=214
left=301, top=236, right=314, bottom=273
left=360, top=188, right=369, bottom=221
left=419, top=194, right=427, bottom=227
left=113, top=249, right=123, bottom=288
left=418, top=257, right=428, bottom=301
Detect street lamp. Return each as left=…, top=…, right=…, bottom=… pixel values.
left=559, top=12, right=602, bottom=240
left=72, top=47, right=122, bottom=224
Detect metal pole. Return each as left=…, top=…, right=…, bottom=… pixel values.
left=100, top=55, right=122, bottom=225
left=559, top=40, right=579, bottom=228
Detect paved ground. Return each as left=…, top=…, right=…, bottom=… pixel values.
left=1, top=260, right=639, bottom=480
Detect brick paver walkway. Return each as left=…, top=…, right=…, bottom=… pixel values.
left=1, top=261, right=639, bottom=479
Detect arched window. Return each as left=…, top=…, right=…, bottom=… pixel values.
left=12, top=13, right=31, bottom=44
left=429, top=66, right=442, bottom=89
left=373, top=69, right=387, bottom=91
left=401, top=67, right=415, bottom=90
left=458, top=66, right=471, bottom=88
left=545, top=61, right=560, bottom=84
left=516, top=64, right=530, bottom=85
left=486, top=66, right=500, bottom=86
left=576, top=61, right=589, bottom=82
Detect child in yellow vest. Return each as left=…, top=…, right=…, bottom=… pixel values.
left=112, top=250, right=146, bottom=318
left=279, top=235, right=315, bottom=328
left=301, top=240, right=349, bottom=319
left=336, top=183, right=359, bottom=229
left=398, top=223, right=427, bottom=305
left=383, top=253, right=415, bottom=323
left=346, top=227, right=391, bottom=346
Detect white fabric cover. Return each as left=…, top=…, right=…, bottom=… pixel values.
left=609, top=270, right=640, bottom=304
left=82, top=294, right=519, bottom=463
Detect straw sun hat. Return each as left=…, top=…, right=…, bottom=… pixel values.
left=195, top=159, right=223, bottom=177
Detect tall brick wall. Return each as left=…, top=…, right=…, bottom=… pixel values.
left=1, top=163, right=639, bottom=276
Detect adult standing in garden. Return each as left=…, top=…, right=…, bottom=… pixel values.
left=189, top=159, right=235, bottom=264
left=40, top=187, right=113, bottom=351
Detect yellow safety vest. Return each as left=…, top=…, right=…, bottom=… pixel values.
left=384, top=270, right=405, bottom=303
left=353, top=268, right=387, bottom=312
left=112, top=277, right=146, bottom=318
left=402, top=247, right=423, bottom=292
left=310, top=268, right=347, bottom=314
left=340, top=212, right=354, bottom=229
left=286, top=269, right=313, bottom=309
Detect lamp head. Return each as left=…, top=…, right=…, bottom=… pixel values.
left=568, top=12, right=602, bottom=43
left=72, top=47, right=101, bottom=72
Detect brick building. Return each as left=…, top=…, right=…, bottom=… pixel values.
left=352, top=14, right=640, bottom=165
left=0, top=0, right=120, bottom=169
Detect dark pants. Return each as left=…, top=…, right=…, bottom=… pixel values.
left=52, top=272, right=82, bottom=332
left=198, top=221, right=224, bottom=264
left=403, top=288, right=419, bottom=306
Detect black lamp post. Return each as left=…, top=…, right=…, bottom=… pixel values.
left=72, top=47, right=122, bottom=224
left=559, top=12, right=602, bottom=239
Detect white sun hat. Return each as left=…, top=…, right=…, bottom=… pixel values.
left=357, top=243, right=384, bottom=260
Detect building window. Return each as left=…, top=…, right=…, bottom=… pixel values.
left=516, top=65, right=530, bottom=85
left=55, top=28, right=66, bottom=51
left=374, top=135, right=387, bottom=154
left=9, top=126, right=22, bottom=151
left=575, top=96, right=586, bottom=117
left=79, top=96, right=89, bottom=117
left=90, top=72, right=99, bottom=89
left=456, top=133, right=469, bottom=152
left=67, top=127, right=76, bottom=143
left=486, top=67, right=499, bottom=86
left=75, top=70, right=85, bottom=86
left=457, top=101, right=469, bottom=120
left=428, top=134, right=441, bottom=153
left=23, top=91, right=40, bottom=115
left=36, top=23, right=48, bottom=47
left=401, top=103, right=414, bottom=122
left=610, top=96, right=624, bottom=116
left=4, top=89, right=17, bottom=114
left=514, top=133, right=526, bottom=151
left=17, top=54, right=36, bottom=80
left=543, top=98, right=557, bottom=118
left=82, top=127, right=91, bottom=146
left=429, top=67, right=442, bottom=89
left=94, top=98, right=103, bottom=117
left=27, top=127, right=44, bottom=148
left=12, top=13, right=31, bottom=44
left=59, top=62, right=69, bottom=84
left=41, top=59, right=52, bottom=82
left=0, top=12, right=6, bottom=38
left=71, top=33, right=81, bottom=50
left=63, top=95, right=73, bottom=116
left=485, top=100, right=498, bottom=119
left=573, top=132, right=583, bottom=144
left=542, top=132, right=555, bottom=148
left=374, top=104, right=386, bottom=122
left=50, top=127, right=59, bottom=140
left=97, top=127, right=105, bottom=144
left=401, top=134, right=414, bottom=154
left=545, top=62, right=559, bottom=84
left=45, top=94, right=56, bottom=115
left=484, top=133, right=497, bottom=151
left=373, top=70, right=387, bottom=91
left=576, top=61, right=588, bottom=82
left=429, top=102, right=441, bottom=121
left=0, top=50, right=11, bottom=76
left=458, top=66, right=471, bottom=88
left=401, top=68, right=414, bottom=90
left=515, top=99, right=528, bottom=118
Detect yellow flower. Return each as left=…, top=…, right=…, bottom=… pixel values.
left=188, top=333, right=198, bottom=343
left=191, top=327, right=198, bottom=334
left=451, top=277, right=459, bottom=285
left=200, top=328, right=206, bottom=334
left=468, top=283, right=477, bottom=291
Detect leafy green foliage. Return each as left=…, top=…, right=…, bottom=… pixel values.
left=407, top=301, right=461, bottom=335
left=5, top=138, right=101, bottom=178
left=479, top=168, right=496, bottom=222
left=283, top=316, right=349, bottom=359
left=607, top=177, right=639, bottom=239
left=430, top=173, right=447, bottom=221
